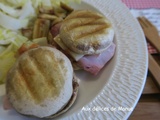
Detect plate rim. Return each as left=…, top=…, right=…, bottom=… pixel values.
left=0, top=0, right=148, bottom=120
left=64, top=0, right=148, bottom=119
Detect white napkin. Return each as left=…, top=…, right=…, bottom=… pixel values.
left=130, top=8, right=160, bottom=35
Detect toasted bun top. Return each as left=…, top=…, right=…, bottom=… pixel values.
left=59, top=10, right=114, bottom=54
left=6, top=47, right=73, bottom=118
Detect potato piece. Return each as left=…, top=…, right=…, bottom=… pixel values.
left=38, top=6, right=54, bottom=14
left=38, top=14, right=58, bottom=21
left=32, top=19, right=50, bottom=39
left=60, top=2, right=74, bottom=13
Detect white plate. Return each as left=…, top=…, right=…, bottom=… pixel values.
left=0, top=0, right=148, bottom=120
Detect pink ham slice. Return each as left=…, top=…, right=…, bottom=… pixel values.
left=78, top=42, right=116, bottom=75
left=3, top=95, right=12, bottom=110
left=50, top=22, right=62, bottom=38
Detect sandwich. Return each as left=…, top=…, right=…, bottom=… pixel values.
left=50, top=10, right=116, bottom=75
left=5, top=46, right=79, bottom=118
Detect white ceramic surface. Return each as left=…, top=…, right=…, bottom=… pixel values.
left=0, top=0, right=148, bottom=120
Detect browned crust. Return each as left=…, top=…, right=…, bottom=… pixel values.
left=45, top=75, right=79, bottom=118
left=6, top=47, right=68, bottom=104
left=60, top=10, right=114, bottom=54
left=8, top=75, right=79, bottom=119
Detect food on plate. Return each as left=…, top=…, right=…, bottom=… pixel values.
left=50, top=10, right=116, bottom=75
left=0, top=29, right=28, bottom=84
left=5, top=46, right=79, bottom=118
left=0, top=0, right=80, bottom=84
left=0, top=0, right=115, bottom=118
left=32, top=19, right=50, bottom=39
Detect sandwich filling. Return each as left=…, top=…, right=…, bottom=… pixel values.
left=50, top=10, right=116, bottom=75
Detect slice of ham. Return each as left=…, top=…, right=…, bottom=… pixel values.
left=3, top=95, right=12, bottom=110
left=50, top=22, right=62, bottom=38
left=77, top=42, right=116, bottom=75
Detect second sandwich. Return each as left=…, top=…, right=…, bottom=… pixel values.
left=50, top=10, right=116, bottom=75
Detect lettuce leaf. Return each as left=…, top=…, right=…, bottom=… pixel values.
left=0, top=28, right=28, bottom=46
left=0, top=29, right=28, bottom=84
left=5, top=0, right=29, bottom=8
left=0, top=3, right=19, bottom=17
left=0, top=11, right=29, bottom=30
left=0, top=46, right=5, bottom=54
left=0, top=0, right=35, bottom=30
left=0, top=44, right=16, bottom=84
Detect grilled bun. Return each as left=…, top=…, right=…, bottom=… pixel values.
left=59, top=10, right=114, bottom=54
left=6, top=47, right=74, bottom=118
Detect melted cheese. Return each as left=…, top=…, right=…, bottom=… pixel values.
left=54, top=35, right=84, bottom=61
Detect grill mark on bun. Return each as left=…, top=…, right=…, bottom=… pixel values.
left=17, top=55, right=41, bottom=103
left=28, top=50, right=57, bottom=89
left=7, top=69, right=32, bottom=102
left=64, top=16, right=102, bottom=22
left=65, top=10, right=102, bottom=20
left=25, top=48, right=64, bottom=103
left=6, top=47, right=74, bottom=118
left=28, top=48, right=65, bottom=91
left=17, top=69, right=36, bottom=101
left=62, top=10, right=105, bottom=32
left=10, top=48, right=65, bottom=104
left=74, top=24, right=109, bottom=40
left=59, top=10, right=114, bottom=54
left=62, top=15, right=110, bottom=41
left=63, top=16, right=104, bottom=32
